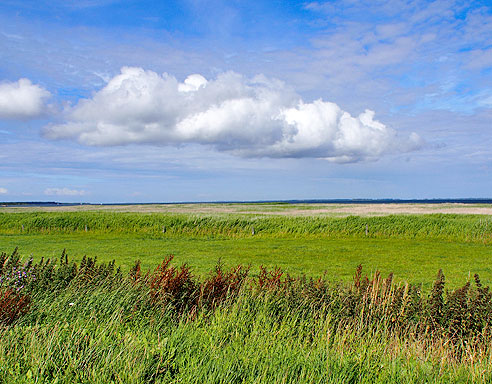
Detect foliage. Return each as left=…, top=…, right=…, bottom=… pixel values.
left=1, top=211, right=492, bottom=244
left=0, top=248, right=491, bottom=382
left=0, top=288, right=30, bottom=326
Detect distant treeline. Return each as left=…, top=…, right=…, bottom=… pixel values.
left=0, top=202, right=60, bottom=206
left=3, top=198, right=492, bottom=205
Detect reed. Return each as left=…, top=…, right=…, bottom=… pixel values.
left=1, top=248, right=492, bottom=382
left=1, top=211, right=492, bottom=243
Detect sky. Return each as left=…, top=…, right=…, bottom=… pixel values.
left=0, top=0, right=491, bottom=203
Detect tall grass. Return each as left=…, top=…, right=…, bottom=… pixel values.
left=1, top=248, right=492, bottom=382
left=1, top=211, right=492, bottom=243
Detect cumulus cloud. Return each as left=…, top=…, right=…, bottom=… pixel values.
left=0, top=187, right=7, bottom=194
left=0, top=78, right=51, bottom=119
left=44, top=67, right=421, bottom=162
left=44, top=187, right=87, bottom=196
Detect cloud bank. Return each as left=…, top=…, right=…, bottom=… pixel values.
left=44, top=187, right=87, bottom=196
left=0, top=79, right=51, bottom=119
left=44, top=67, right=421, bottom=162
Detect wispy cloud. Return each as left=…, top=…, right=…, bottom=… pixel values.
left=298, top=0, right=492, bottom=114
left=0, top=79, right=51, bottom=120
left=44, top=67, right=421, bottom=162
left=44, top=187, right=87, bottom=196
left=0, top=187, right=7, bottom=194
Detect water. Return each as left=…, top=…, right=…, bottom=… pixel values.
left=2, top=198, right=492, bottom=207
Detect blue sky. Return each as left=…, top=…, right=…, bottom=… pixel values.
left=0, top=0, right=491, bottom=202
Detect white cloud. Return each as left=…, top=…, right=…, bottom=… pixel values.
left=0, top=78, right=51, bottom=119
left=0, top=187, right=7, bottom=194
left=44, top=67, right=420, bottom=162
left=44, top=187, right=87, bottom=196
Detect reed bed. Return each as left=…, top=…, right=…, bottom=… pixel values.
left=1, top=211, right=492, bottom=244
left=1, top=248, right=492, bottom=383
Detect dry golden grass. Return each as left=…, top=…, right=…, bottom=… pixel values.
left=2, top=202, right=492, bottom=216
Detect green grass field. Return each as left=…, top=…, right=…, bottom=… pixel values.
left=2, top=207, right=492, bottom=382
left=1, top=209, right=492, bottom=287
left=1, top=234, right=492, bottom=288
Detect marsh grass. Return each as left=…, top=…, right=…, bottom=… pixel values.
left=2, top=211, right=492, bottom=243
left=1, top=249, right=492, bottom=382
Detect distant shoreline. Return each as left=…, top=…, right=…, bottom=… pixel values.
left=2, top=198, right=492, bottom=207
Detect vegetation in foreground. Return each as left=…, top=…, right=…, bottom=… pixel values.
left=1, top=248, right=492, bottom=383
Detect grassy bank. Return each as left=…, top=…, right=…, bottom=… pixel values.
left=1, top=249, right=492, bottom=383
left=1, top=211, right=492, bottom=243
